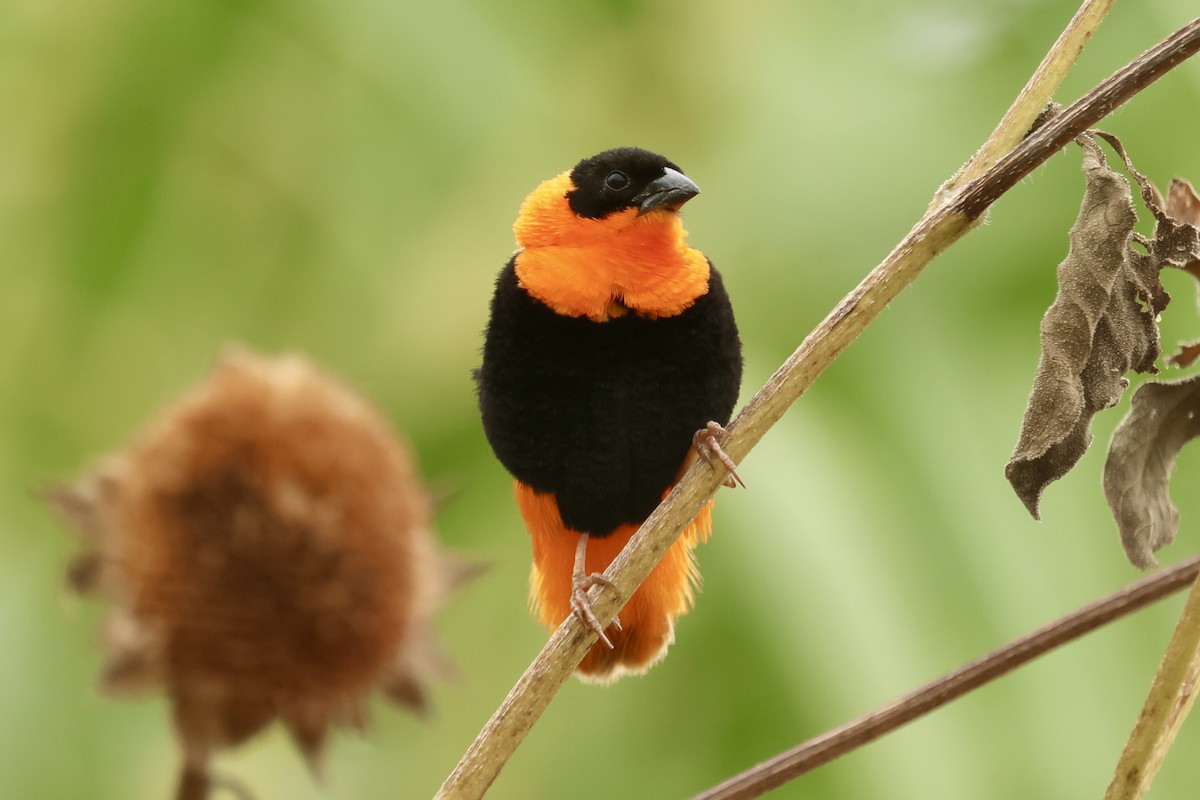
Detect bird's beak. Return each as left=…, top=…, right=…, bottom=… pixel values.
left=635, top=168, right=700, bottom=215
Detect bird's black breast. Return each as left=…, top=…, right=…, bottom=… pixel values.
left=476, top=257, right=742, bottom=537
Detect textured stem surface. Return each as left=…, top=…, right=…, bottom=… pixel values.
left=1104, top=573, right=1200, bottom=800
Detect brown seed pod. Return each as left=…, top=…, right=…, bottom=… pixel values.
left=46, top=346, right=473, bottom=787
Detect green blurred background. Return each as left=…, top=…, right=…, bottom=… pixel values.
left=4, top=0, right=1200, bottom=797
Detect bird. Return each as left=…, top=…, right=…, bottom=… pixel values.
left=476, top=146, right=743, bottom=682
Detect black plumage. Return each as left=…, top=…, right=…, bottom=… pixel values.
left=476, top=258, right=742, bottom=537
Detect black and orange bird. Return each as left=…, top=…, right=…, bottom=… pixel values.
left=476, top=147, right=743, bottom=682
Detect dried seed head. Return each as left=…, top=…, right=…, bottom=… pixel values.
left=46, top=346, right=471, bottom=773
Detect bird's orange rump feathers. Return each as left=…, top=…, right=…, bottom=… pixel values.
left=515, top=481, right=712, bottom=681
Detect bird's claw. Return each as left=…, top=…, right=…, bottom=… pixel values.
left=693, top=421, right=745, bottom=488
left=571, top=571, right=617, bottom=648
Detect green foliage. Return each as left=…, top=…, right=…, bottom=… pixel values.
left=3, top=0, right=1199, bottom=798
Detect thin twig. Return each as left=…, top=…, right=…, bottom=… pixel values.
left=691, top=556, right=1200, bottom=800
left=1105, top=572, right=1200, bottom=799
left=435, top=15, right=1200, bottom=800
left=934, top=0, right=1116, bottom=205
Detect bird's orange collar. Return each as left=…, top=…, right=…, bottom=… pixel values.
left=512, top=172, right=710, bottom=322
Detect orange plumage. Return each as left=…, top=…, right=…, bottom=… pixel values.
left=517, top=482, right=713, bottom=680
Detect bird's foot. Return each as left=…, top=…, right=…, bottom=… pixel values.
left=571, top=533, right=619, bottom=649
left=693, top=421, right=745, bottom=488
left=571, top=571, right=618, bottom=649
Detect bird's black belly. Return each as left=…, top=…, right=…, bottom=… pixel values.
left=477, top=258, right=742, bottom=537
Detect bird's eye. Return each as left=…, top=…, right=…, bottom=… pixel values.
left=604, top=170, right=630, bottom=191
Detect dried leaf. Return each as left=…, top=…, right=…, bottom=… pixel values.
left=1154, top=174, right=1200, bottom=404
left=1167, top=340, right=1200, bottom=369
left=1007, top=133, right=1167, bottom=516
left=1166, top=177, right=1200, bottom=231
left=1089, top=156, right=1200, bottom=567
left=1104, top=375, right=1200, bottom=568
left=1161, top=177, right=1200, bottom=304
left=1129, top=175, right=1200, bottom=280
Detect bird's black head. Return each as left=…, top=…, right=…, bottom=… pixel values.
left=566, top=147, right=700, bottom=220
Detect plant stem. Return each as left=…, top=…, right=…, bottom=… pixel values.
left=934, top=0, right=1116, bottom=205
left=176, top=766, right=209, bottom=800
left=1104, top=572, right=1200, bottom=800
left=691, top=556, right=1200, bottom=800
left=435, top=14, right=1200, bottom=800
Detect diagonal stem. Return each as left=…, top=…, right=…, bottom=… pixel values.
left=1104, top=571, right=1200, bottom=799
left=692, top=556, right=1200, bottom=800
left=934, top=0, right=1116, bottom=206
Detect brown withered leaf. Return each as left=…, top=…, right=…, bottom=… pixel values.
left=1124, top=169, right=1200, bottom=281
left=1167, top=340, right=1200, bottom=369
left=1160, top=177, right=1200, bottom=364
left=1166, top=177, right=1200, bottom=232
left=1006, top=132, right=1168, bottom=517
left=1104, top=375, right=1200, bottom=568
left=1100, top=165, right=1200, bottom=568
